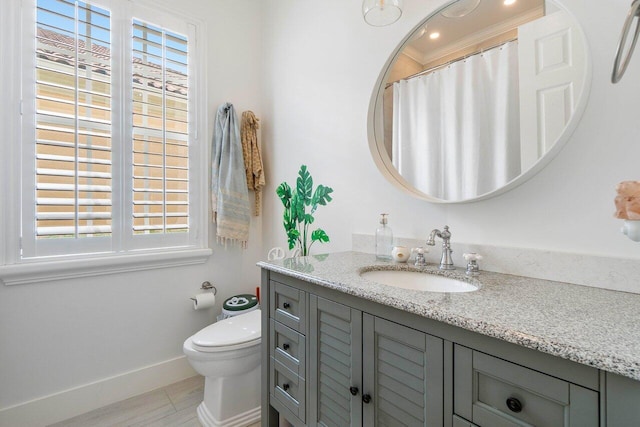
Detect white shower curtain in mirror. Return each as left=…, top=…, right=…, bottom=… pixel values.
left=392, top=40, right=521, bottom=200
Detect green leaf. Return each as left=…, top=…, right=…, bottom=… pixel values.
left=276, top=182, right=292, bottom=209
left=287, top=229, right=300, bottom=250
left=291, top=193, right=305, bottom=223
left=296, top=165, right=313, bottom=206
left=311, top=229, right=330, bottom=244
left=311, top=185, right=334, bottom=213
left=304, top=214, right=314, bottom=224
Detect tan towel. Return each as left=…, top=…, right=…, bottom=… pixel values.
left=241, top=111, right=266, bottom=216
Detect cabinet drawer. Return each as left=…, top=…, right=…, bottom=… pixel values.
left=270, top=281, right=306, bottom=333
left=454, top=346, right=598, bottom=427
left=270, top=357, right=306, bottom=422
left=270, top=319, right=306, bottom=379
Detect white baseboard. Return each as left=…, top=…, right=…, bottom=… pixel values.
left=0, top=356, right=197, bottom=427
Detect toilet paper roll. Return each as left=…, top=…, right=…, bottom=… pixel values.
left=192, top=292, right=216, bottom=310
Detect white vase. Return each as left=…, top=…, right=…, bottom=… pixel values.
left=621, top=220, right=640, bottom=242
left=391, top=246, right=410, bottom=263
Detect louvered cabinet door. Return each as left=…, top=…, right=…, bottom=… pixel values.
left=309, top=296, right=363, bottom=427
left=362, top=314, right=444, bottom=427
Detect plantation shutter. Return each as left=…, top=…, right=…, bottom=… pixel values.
left=35, top=0, right=112, bottom=239
left=132, top=20, right=189, bottom=235
left=21, top=0, right=202, bottom=260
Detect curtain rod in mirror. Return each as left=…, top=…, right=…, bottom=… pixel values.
left=385, top=37, right=518, bottom=89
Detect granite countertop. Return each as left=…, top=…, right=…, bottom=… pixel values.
left=258, top=251, right=640, bottom=381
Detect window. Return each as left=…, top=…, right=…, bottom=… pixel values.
left=0, top=0, right=208, bottom=278
left=33, top=0, right=114, bottom=243
left=131, top=20, right=190, bottom=237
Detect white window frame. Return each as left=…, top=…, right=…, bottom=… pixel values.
left=0, top=0, right=211, bottom=286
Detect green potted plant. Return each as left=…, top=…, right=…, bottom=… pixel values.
left=276, top=165, right=334, bottom=256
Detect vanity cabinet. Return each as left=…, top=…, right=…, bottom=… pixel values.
left=308, top=295, right=443, bottom=426
left=261, top=270, right=603, bottom=427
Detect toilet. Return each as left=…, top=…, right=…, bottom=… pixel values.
left=183, top=309, right=261, bottom=427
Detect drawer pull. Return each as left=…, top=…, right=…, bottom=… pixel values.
left=283, top=302, right=291, bottom=309
left=362, top=394, right=372, bottom=404
left=349, top=386, right=359, bottom=396
left=506, top=397, right=523, bottom=413
left=282, top=343, right=290, bottom=350
left=282, top=383, right=290, bottom=391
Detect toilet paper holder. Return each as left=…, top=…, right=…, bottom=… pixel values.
left=200, top=281, right=217, bottom=293
left=190, top=281, right=217, bottom=302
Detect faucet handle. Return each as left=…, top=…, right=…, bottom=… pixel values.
left=412, top=246, right=429, bottom=255
left=463, top=252, right=482, bottom=276
left=463, top=252, right=482, bottom=261
left=412, top=247, right=428, bottom=266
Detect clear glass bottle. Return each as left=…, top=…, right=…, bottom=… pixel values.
left=375, top=213, right=393, bottom=260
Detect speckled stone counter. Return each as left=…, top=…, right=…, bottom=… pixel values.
left=258, top=251, right=640, bottom=381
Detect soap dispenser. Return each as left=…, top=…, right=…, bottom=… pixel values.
left=375, top=213, right=393, bottom=260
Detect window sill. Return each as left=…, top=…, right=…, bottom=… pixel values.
left=0, top=248, right=213, bottom=286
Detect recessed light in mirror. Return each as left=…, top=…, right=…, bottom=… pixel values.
left=504, top=0, right=517, bottom=5
left=429, top=32, right=440, bottom=40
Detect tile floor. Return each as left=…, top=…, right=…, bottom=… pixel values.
left=49, top=376, right=261, bottom=427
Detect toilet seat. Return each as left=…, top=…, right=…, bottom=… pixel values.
left=191, top=309, right=261, bottom=353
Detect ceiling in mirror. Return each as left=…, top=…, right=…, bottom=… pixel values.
left=405, top=0, right=543, bottom=65
left=368, top=0, right=591, bottom=203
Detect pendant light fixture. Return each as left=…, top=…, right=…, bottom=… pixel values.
left=363, top=0, right=403, bottom=27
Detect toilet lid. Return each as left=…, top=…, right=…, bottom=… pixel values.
left=191, top=309, right=261, bottom=351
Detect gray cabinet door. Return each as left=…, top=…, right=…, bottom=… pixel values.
left=309, top=295, right=363, bottom=427
left=362, top=314, right=444, bottom=427
left=453, top=415, right=478, bottom=427
left=606, top=372, right=640, bottom=427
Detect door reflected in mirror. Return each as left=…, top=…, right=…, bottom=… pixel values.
left=369, top=0, right=590, bottom=203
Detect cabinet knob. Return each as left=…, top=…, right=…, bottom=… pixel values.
left=282, top=343, right=290, bottom=351
left=349, top=386, right=359, bottom=396
left=362, top=394, right=372, bottom=404
left=506, top=397, right=523, bottom=413
left=282, top=383, right=290, bottom=391
left=283, top=302, right=291, bottom=309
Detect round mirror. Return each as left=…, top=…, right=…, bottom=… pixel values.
left=367, top=0, right=591, bottom=203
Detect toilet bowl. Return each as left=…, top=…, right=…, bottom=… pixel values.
left=183, top=309, right=261, bottom=427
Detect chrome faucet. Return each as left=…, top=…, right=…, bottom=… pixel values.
left=426, top=225, right=455, bottom=270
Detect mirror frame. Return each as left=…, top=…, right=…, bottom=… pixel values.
left=367, top=0, right=592, bottom=203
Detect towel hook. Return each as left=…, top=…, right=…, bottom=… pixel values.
left=612, top=0, right=640, bottom=83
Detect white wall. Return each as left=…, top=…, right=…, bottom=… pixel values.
left=0, top=0, right=264, bottom=415
left=261, top=0, right=640, bottom=265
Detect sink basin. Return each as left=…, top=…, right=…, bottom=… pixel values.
left=360, top=269, right=479, bottom=293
